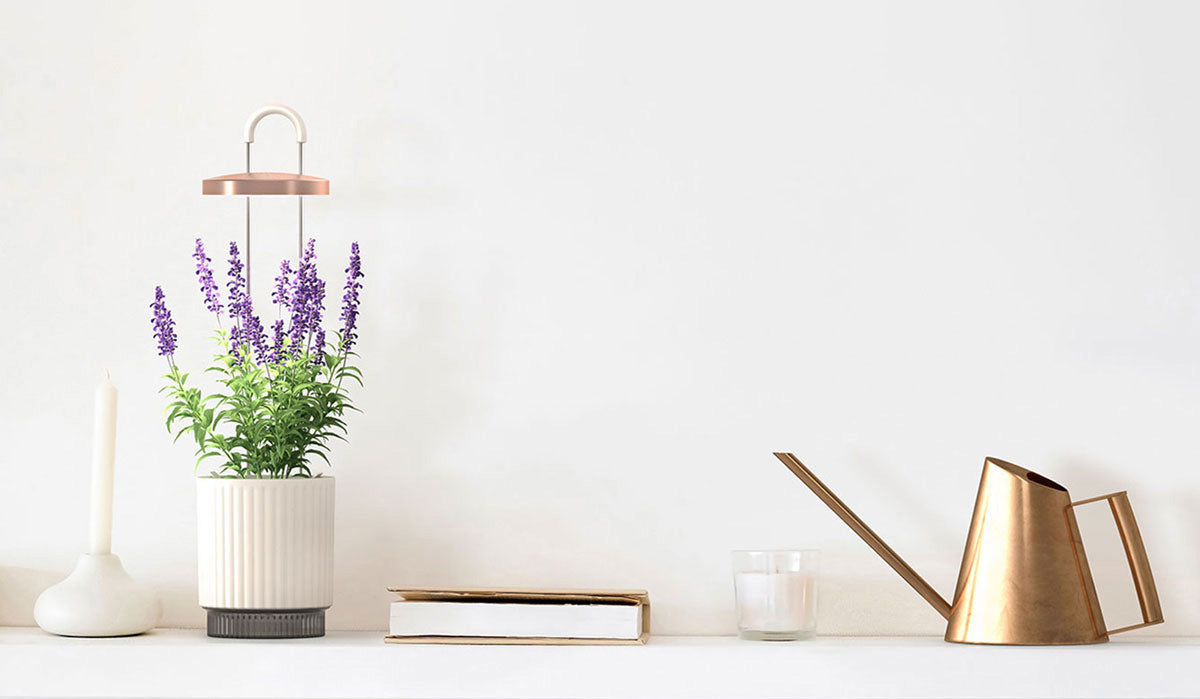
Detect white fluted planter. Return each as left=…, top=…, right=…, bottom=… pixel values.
left=196, top=477, right=335, bottom=638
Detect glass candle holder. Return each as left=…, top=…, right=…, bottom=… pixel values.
left=732, top=549, right=819, bottom=641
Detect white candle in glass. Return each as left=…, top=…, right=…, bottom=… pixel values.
left=89, top=373, right=118, bottom=555
left=734, top=571, right=816, bottom=633
left=732, top=550, right=819, bottom=640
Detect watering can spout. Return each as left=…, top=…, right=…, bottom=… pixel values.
left=773, top=452, right=952, bottom=620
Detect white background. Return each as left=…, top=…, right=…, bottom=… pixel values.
left=1, top=0, right=1197, bottom=636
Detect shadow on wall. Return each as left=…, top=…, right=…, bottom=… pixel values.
left=1173, top=488, right=1200, bottom=577
left=0, top=566, right=61, bottom=626
left=156, top=583, right=205, bottom=628
left=819, top=573, right=948, bottom=636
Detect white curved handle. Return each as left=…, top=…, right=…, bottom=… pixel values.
left=243, top=104, right=307, bottom=144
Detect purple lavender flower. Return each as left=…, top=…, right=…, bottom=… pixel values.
left=287, top=242, right=314, bottom=348
left=272, top=259, right=294, bottom=311
left=339, top=242, right=364, bottom=351
left=226, top=242, right=247, bottom=329
left=193, top=239, right=222, bottom=317
left=311, top=327, right=326, bottom=366
left=288, top=239, right=325, bottom=353
left=224, top=242, right=268, bottom=363
left=269, top=319, right=286, bottom=363
left=150, top=286, right=177, bottom=357
left=311, top=276, right=326, bottom=336
left=243, top=311, right=269, bottom=364
left=226, top=242, right=245, bottom=357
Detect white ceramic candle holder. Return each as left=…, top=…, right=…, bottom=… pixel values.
left=34, top=554, right=160, bottom=637
left=34, top=373, right=160, bottom=637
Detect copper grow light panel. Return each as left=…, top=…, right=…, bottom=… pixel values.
left=202, top=172, right=329, bottom=196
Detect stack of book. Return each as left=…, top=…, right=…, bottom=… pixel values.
left=385, top=587, right=650, bottom=645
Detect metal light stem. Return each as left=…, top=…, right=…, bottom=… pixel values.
left=298, top=142, right=304, bottom=260
left=245, top=143, right=251, bottom=296
left=243, top=140, right=307, bottom=297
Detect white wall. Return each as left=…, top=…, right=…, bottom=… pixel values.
left=2, top=0, right=1198, bottom=636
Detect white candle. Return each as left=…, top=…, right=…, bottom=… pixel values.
left=734, top=571, right=816, bottom=633
left=89, top=373, right=118, bottom=555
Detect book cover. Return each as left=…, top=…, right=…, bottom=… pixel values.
left=384, top=587, right=651, bottom=645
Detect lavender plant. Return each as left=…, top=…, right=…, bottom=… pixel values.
left=151, top=239, right=364, bottom=478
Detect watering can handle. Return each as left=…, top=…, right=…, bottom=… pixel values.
left=1070, top=491, right=1164, bottom=635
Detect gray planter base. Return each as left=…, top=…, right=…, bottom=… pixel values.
left=205, top=608, right=325, bottom=639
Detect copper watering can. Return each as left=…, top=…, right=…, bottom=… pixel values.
left=774, top=453, right=1164, bottom=644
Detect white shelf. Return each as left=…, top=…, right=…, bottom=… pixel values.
left=0, top=627, right=1196, bottom=699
